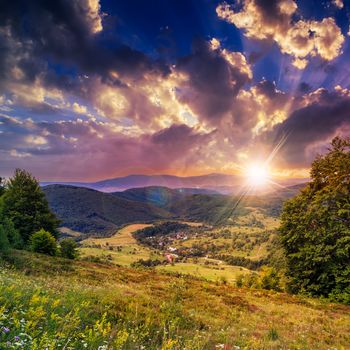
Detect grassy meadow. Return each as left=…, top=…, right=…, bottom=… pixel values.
left=0, top=250, right=349, bottom=350
left=80, top=224, right=162, bottom=266
left=156, top=259, right=251, bottom=283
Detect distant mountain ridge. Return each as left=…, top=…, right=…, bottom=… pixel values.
left=41, top=173, right=308, bottom=194
left=43, top=182, right=307, bottom=237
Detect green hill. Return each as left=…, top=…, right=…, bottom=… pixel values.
left=113, top=187, right=258, bottom=223
left=114, top=186, right=293, bottom=223
left=113, top=186, right=184, bottom=208
left=43, top=185, right=172, bottom=236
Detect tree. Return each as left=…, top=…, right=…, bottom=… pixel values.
left=60, top=238, right=78, bottom=259
left=0, top=225, right=10, bottom=252
left=280, top=137, right=350, bottom=303
left=30, top=229, right=57, bottom=256
left=2, top=218, right=23, bottom=249
left=1, top=169, right=59, bottom=244
left=0, top=177, right=5, bottom=197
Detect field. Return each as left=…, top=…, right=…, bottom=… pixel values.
left=0, top=250, right=349, bottom=350
left=156, top=259, right=251, bottom=283
left=83, top=224, right=153, bottom=246
left=80, top=224, right=161, bottom=266
left=78, top=211, right=280, bottom=282
left=234, top=208, right=280, bottom=228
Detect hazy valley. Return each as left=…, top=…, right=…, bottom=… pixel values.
left=33, top=180, right=303, bottom=293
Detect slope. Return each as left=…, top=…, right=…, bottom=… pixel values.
left=43, top=185, right=172, bottom=236
left=1, top=250, right=349, bottom=349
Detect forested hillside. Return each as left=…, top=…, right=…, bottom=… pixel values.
left=43, top=183, right=304, bottom=237
left=43, top=185, right=171, bottom=235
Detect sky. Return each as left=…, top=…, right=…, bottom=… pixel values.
left=0, top=0, right=350, bottom=181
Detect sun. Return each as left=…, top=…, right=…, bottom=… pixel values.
left=246, top=163, right=269, bottom=187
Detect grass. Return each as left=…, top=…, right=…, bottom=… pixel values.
left=156, top=259, right=250, bottom=283
left=82, top=224, right=153, bottom=246
left=80, top=224, right=160, bottom=266
left=79, top=246, right=161, bottom=266
left=0, top=250, right=349, bottom=350
left=234, top=208, right=280, bottom=229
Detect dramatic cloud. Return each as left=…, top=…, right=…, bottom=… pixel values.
left=0, top=114, right=215, bottom=179
left=333, top=0, right=344, bottom=9
left=267, top=86, right=350, bottom=167
left=0, top=0, right=169, bottom=98
left=0, top=0, right=349, bottom=180
left=217, top=0, right=345, bottom=69
left=176, top=39, right=252, bottom=125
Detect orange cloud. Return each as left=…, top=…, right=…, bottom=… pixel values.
left=216, top=0, right=345, bottom=69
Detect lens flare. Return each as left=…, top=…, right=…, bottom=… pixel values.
left=246, top=164, right=269, bottom=187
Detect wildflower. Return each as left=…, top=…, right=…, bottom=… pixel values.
left=97, top=346, right=108, bottom=350
left=14, top=336, right=20, bottom=341
left=2, top=326, right=10, bottom=333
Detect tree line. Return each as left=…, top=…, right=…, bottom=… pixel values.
left=0, top=169, right=78, bottom=259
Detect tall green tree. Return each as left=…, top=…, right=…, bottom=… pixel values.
left=0, top=177, right=5, bottom=197
left=0, top=225, right=10, bottom=252
left=1, top=169, right=59, bottom=244
left=2, top=218, right=23, bottom=249
left=280, top=137, right=350, bottom=303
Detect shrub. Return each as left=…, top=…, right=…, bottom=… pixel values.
left=60, top=238, right=78, bottom=259
left=131, top=258, right=164, bottom=268
left=235, top=268, right=283, bottom=291
left=30, top=229, right=57, bottom=256
left=260, top=267, right=281, bottom=291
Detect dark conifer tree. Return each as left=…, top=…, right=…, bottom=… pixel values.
left=2, top=169, right=59, bottom=244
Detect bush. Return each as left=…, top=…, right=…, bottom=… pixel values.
left=30, top=229, right=57, bottom=256
left=260, top=267, right=281, bottom=291
left=235, top=267, right=283, bottom=291
left=131, top=258, right=164, bottom=268
left=60, top=238, right=78, bottom=259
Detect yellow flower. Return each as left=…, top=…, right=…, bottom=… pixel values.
left=29, top=294, right=41, bottom=305
left=52, top=299, right=60, bottom=307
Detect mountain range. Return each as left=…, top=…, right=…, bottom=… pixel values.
left=43, top=182, right=307, bottom=238
left=41, top=173, right=308, bottom=194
